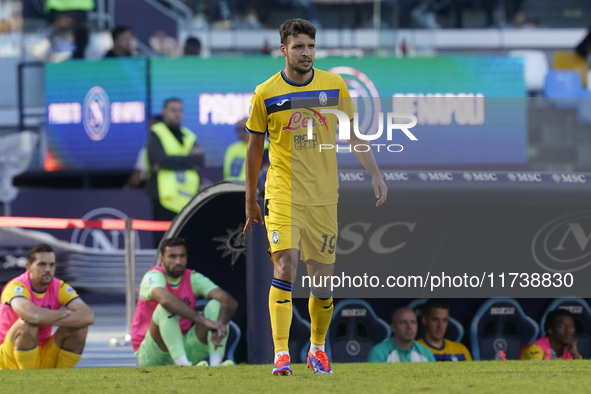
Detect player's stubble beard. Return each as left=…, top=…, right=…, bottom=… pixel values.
left=288, top=52, right=313, bottom=75
left=164, top=264, right=183, bottom=279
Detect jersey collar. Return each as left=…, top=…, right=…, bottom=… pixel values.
left=281, top=69, right=314, bottom=87
left=423, top=337, right=446, bottom=351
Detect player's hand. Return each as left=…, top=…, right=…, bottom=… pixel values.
left=243, top=201, right=264, bottom=234
left=566, top=340, right=581, bottom=359
left=372, top=174, right=388, bottom=206
left=205, top=320, right=227, bottom=349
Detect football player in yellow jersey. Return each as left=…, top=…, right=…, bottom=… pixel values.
left=243, top=18, right=388, bottom=376
left=0, top=244, right=95, bottom=370
left=416, top=299, right=472, bottom=362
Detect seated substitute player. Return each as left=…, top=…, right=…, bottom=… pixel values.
left=368, top=307, right=435, bottom=363
left=0, top=244, right=95, bottom=370
left=520, top=309, right=582, bottom=360
left=243, top=18, right=388, bottom=376
left=416, top=299, right=472, bottom=361
left=131, top=237, right=238, bottom=367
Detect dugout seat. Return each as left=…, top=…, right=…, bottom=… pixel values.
left=290, top=305, right=311, bottom=363
left=407, top=299, right=464, bottom=342
left=544, top=71, right=584, bottom=109
left=540, top=298, right=591, bottom=359
left=470, top=298, right=539, bottom=361
left=305, top=299, right=391, bottom=363
left=196, top=299, right=241, bottom=363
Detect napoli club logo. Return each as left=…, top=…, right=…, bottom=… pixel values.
left=83, top=86, right=111, bottom=142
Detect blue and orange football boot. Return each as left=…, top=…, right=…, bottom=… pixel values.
left=307, top=349, right=333, bottom=374
left=272, top=353, right=292, bottom=376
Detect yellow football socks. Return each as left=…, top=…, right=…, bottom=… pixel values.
left=309, top=289, right=333, bottom=347
left=269, top=279, right=293, bottom=353
left=41, top=336, right=61, bottom=368
left=55, top=348, right=81, bottom=369
left=14, top=346, right=39, bottom=369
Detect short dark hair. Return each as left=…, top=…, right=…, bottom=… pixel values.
left=423, top=299, right=450, bottom=317
left=184, top=37, right=201, bottom=49
left=163, top=97, right=183, bottom=109
left=111, top=26, right=131, bottom=42
left=279, top=18, right=316, bottom=45
left=27, top=243, right=54, bottom=263
left=160, top=237, right=187, bottom=255
left=545, top=308, right=575, bottom=332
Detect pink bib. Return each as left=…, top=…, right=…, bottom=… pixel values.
left=519, top=336, right=574, bottom=360
left=131, top=267, right=196, bottom=351
left=0, top=272, right=61, bottom=346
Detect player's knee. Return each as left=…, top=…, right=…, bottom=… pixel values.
left=73, top=326, right=89, bottom=340
left=14, top=319, right=39, bottom=335
left=153, top=303, right=176, bottom=325
left=203, top=299, right=221, bottom=320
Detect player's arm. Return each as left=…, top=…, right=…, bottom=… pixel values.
left=243, top=88, right=268, bottom=234
left=244, top=132, right=266, bottom=233
left=10, top=297, right=71, bottom=326
left=150, top=286, right=226, bottom=341
left=206, top=287, right=238, bottom=325
left=52, top=298, right=95, bottom=329
left=347, top=126, right=388, bottom=206
left=462, top=344, right=473, bottom=361
left=339, top=78, right=387, bottom=206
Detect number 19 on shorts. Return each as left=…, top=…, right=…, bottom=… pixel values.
left=320, top=234, right=336, bottom=255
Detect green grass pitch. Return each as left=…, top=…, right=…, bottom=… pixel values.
left=2, top=362, right=591, bottom=394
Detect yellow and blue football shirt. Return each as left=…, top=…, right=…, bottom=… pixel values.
left=1, top=280, right=79, bottom=307
left=417, top=338, right=473, bottom=361
left=246, top=68, right=355, bottom=205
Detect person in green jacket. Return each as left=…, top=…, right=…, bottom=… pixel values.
left=147, top=98, right=205, bottom=245
left=223, top=118, right=268, bottom=181
left=368, top=307, right=435, bottom=363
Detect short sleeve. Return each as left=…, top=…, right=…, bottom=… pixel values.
left=58, top=281, right=80, bottom=306
left=461, top=344, right=473, bottom=361
left=338, top=78, right=356, bottom=121
left=190, top=271, right=219, bottom=299
left=245, top=88, right=267, bottom=134
left=367, top=343, right=384, bottom=363
left=520, top=344, right=544, bottom=360
left=139, top=270, right=167, bottom=301
left=1, top=281, right=30, bottom=306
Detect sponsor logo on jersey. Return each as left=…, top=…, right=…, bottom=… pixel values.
left=294, top=133, right=318, bottom=150
left=282, top=110, right=327, bottom=132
